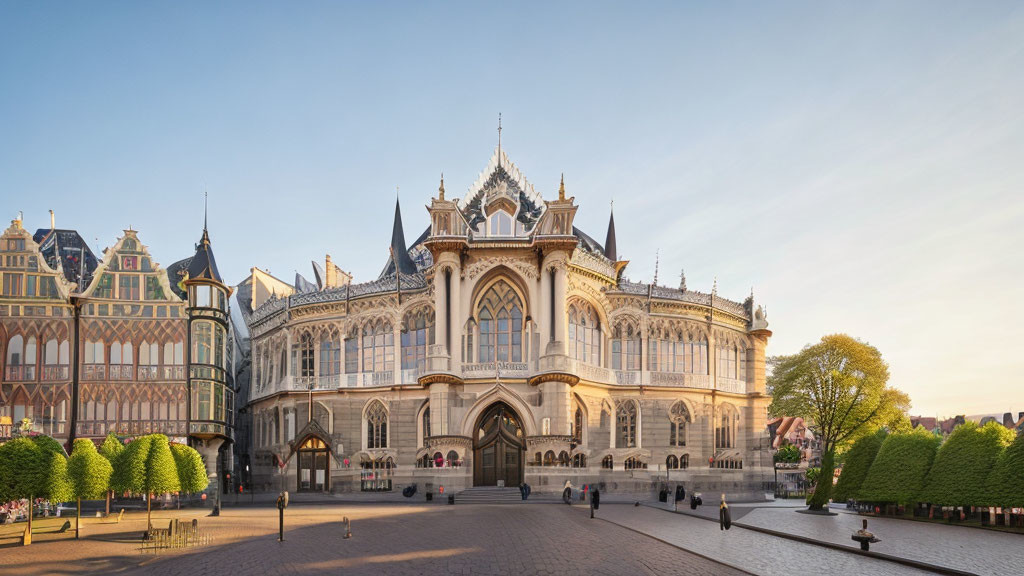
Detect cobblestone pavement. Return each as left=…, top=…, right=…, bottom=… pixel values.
left=592, top=503, right=937, bottom=576
left=738, top=506, right=1024, bottom=576
left=0, top=504, right=745, bottom=576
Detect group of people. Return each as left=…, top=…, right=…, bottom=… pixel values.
left=0, top=498, right=56, bottom=524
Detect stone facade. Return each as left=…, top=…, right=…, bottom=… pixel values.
left=241, top=146, right=774, bottom=498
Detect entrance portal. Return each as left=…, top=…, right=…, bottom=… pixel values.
left=296, top=436, right=329, bottom=492
left=473, top=403, right=525, bottom=487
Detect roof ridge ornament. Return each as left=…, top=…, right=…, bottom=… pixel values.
left=438, top=173, right=445, bottom=201
left=497, top=112, right=502, bottom=167
left=558, top=173, right=565, bottom=201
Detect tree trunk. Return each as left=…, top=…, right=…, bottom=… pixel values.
left=105, top=490, right=110, bottom=516
left=76, top=497, right=81, bottom=539
left=808, top=449, right=835, bottom=511
left=146, top=493, right=152, bottom=531
left=27, top=494, right=33, bottom=541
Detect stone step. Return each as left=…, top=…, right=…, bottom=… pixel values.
left=455, top=487, right=524, bottom=504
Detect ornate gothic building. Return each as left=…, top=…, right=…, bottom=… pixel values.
left=0, top=214, right=235, bottom=490
left=240, top=146, right=774, bottom=497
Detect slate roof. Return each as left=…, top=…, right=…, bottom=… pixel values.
left=32, top=228, right=99, bottom=289
left=186, top=228, right=224, bottom=284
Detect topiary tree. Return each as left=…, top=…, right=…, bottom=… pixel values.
left=0, top=437, right=47, bottom=544
left=858, top=426, right=941, bottom=506
left=110, top=435, right=151, bottom=497
left=833, top=429, right=887, bottom=502
left=67, top=439, right=113, bottom=539
left=920, top=421, right=1015, bottom=508
left=44, top=451, right=74, bottom=506
left=171, top=443, right=209, bottom=496
left=988, top=432, right=1024, bottom=515
left=111, top=435, right=182, bottom=531
left=98, top=433, right=124, bottom=515
left=32, top=434, right=69, bottom=458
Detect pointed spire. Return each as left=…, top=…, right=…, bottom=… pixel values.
left=497, top=112, right=502, bottom=166
left=438, top=172, right=445, bottom=201
left=653, top=249, right=660, bottom=286
left=712, top=277, right=718, bottom=297
left=203, top=190, right=208, bottom=233
left=679, top=269, right=687, bottom=292
left=603, top=202, right=617, bottom=262
left=558, top=173, right=566, bottom=201
left=390, top=197, right=417, bottom=275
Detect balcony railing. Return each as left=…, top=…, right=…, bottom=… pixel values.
left=462, top=362, right=530, bottom=378
left=4, top=365, right=36, bottom=381
left=83, top=364, right=106, bottom=380
left=108, top=365, right=134, bottom=380
left=137, top=365, right=159, bottom=381
left=163, top=365, right=185, bottom=380
left=345, top=371, right=395, bottom=388
left=716, top=377, right=747, bottom=394
left=41, top=364, right=69, bottom=381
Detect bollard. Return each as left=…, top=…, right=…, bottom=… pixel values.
left=276, top=491, right=289, bottom=542
left=343, top=516, right=352, bottom=539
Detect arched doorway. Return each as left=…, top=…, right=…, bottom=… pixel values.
left=473, top=402, right=525, bottom=487
left=296, top=436, right=329, bottom=492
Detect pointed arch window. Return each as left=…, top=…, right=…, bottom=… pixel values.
left=669, top=401, right=690, bottom=447
left=298, top=332, right=315, bottom=378
left=421, top=405, right=431, bottom=444
left=716, top=404, right=738, bottom=449
left=488, top=210, right=513, bottom=236
left=717, top=342, right=739, bottom=379
left=616, top=400, right=638, bottom=448
left=361, top=321, right=394, bottom=373
left=320, top=332, right=341, bottom=377
left=344, top=328, right=358, bottom=373
left=401, top=310, right=434, bottom=370
left=477, top=280, right=523, bottom=363
left=572, top=403, right=584, bottom=445
left=568, top=301, right=601, bottom=366
left=366, top=401, right=388, bottom=449
left=611, top=323, right=640, bottom=371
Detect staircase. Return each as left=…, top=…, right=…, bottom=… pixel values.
left=454, top=486, right=523, bottom=504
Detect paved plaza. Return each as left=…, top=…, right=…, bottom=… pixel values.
left=1, top=501, right=1021, bottom=576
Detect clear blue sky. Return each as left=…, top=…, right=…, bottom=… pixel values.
left=2, top=1, right=1022, bottom=417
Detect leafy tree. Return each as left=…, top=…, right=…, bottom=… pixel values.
left=111, top=435, right=152, bottom=495
left=44, top=451, right=74, bottom=504
left=32, top=434, right=68, bottom=458
left=98, top=433, right=124, bottom=514
left=68, top=439, right=113, bottom=539
left=774, top=444, right=801, bottom=463
left=833, top=429, right=887, bottom=502
left=111, top=435, right=181, bottom=529
left=858, top=426, right=940, bottom=505
left=987, top=431, right=1024, bottom=508
left=171, top=443, right=209, bottom=495
left=768, top=334, right=909, bottom=510
left=0, top=437, right=47, bottom=542
left=920, top=421, right=1014, bottom=507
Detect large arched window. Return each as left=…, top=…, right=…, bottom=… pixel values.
left=572, top=402, right=585, bottom=445
left=192, top=321, right=213, bottom=365
left=366, top=400, right=388, bottom=449
left=320, top=331, right=341, bottom=377
left=716, top=404, right=738, bottom=449
left=401, top=310, right=434, bottom=370
left=649, top=326, right=688, bottom=373
left=717, top=342, right=738, bottom=379
left=487, top=210, right=513, bottom=236
left=669, top=401, right=690, bottom=447
left=616, top=400, right=638, bottom=448
left=344, top=327, right=359, bottom=373
left=610, top=323, right=641, bottom=371
left=421, top=405, right=431, bottom=444
left=477, top=280, right=523, bottom=363
left=297, top=332, right=315, bottom=378
left=568, top=301, right=601, bottom=366
left=361, top=321, right=394, bottom=373
left=685, top=333, right=708, bottom=374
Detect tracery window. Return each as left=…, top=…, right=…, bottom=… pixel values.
left=572, top=403, right=584, bottom=445
left=602, top=455, right=613, bottom=469
left=717, top=343, right=739, bottom=379
left=344, top=329, right=358, bottom=373
left=298, top=332, right=315, bottom=378
left=666, top=454, right=679, bottom=469
left=616, top=400, right=638, bottom=448
left=477, top=280, right=522, bottom=363
left=568, top=301, right=601, bottom=366
left=401, top=310, right=434, bottom=370
left=624, top=456, right=646, bottom=470
left=421, top=406, right=431, bottom=444
left=366, top=401, right=388, bottom=449
left=320, top=332, right=341, bottom=377
left=669, top=401, right=690, bottom=447
left=610, top=323, right=641, bottom=371
left=361, top=321, right=394, bottom=373
left=716, top=404, right=738, bottom=449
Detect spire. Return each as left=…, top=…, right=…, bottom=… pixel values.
left=203, top=190, right=208, bottom=233
left=653, top=249, right=660, bottom=286
left=438, top=173, right=445, bottom=201
left=390, top=197, right=417, bottom=275
left=497, top=112, right=502, bottom=166
left=603, top=203, right=617, bottom=261
left=679, top=269, right=687, bottom=292
left=558, top=173, right=565, bottom=201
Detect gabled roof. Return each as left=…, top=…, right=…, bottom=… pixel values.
left=458, top=147, right=547, bottom=234
left=33, top=228, right=99, bottom=289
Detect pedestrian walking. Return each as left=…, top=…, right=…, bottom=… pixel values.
left=719, top=493, right=731, bottom=530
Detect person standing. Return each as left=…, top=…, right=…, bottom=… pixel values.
left=719, top=493, right=731, bottom=530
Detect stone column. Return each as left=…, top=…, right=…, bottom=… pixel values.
left=435, top=268, right=448, bottom=356
left=553, top=261, right=567, bottom=355
left=451, top=264, right=463, bottom=368
left=540, top=266, right=552, bottom=352
left=196, top=437, right=225, bottom=506
left=429, top=383, right=450, bottom=436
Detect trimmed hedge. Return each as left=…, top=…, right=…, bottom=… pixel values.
left=99, top=432, right=124, bottom=465
left=170, top=443, right=209, bottom=494
left=833, top=429, right=887, bottom=502
left=68, top=438, right=114, bottom=500
left=988, top=431, right=1024, bottom=508
left=111, top=435, right=152, bottom=495
left=145, top=435, right=181, bottom=496
left=920, top=421, right=1015, bottom=507
left=0, top=437, right=47, bottom=502
left=858, top=426, right=940, bottom=505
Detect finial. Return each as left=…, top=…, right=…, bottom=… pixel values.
left=438, top=172, right=445, bottom=200
left=653, top=249, right=660, bottom=286
left=558, top=173, right=565, bottom=201
left=203, top=190, right=208, bottom=232
left=679, top=269, right=687, bottom=292
left=713, top=276, right=718, bottom=297
left=497, top=112, right=502, bottom=157
left=610, top=198, right=614, bottom=212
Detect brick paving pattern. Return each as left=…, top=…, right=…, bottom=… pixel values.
left=0, top=504, right=745, bottom=576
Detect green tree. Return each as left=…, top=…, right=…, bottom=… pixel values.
left=0, top=437, right=47, bottom=543
left=833, top=429, right=887, bottom=502
left=858, top=426, right=940, bottom=505
left=170, top=443, right=209, bottom=495
left=111, top=435, right=152, bottom=495
left=768, top=334, right=910, bottom=510
left=920, top=421, right=1014, bottom=507
left=67, top=439, right=113, bottom=539
left=32, top=434, right=68, bottom=458
left=44, top=451, right=74, bottom=505
left=98, top=433, right=124, bottom=514
left=987, top=431, right=1024, bottom=509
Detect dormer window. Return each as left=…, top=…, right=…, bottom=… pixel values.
left=122, top=256, right=138, bottom=270
left=488, top=210, right=513, bottom=236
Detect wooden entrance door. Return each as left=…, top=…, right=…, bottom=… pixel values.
left=473, top=403, right=524, bottom=487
